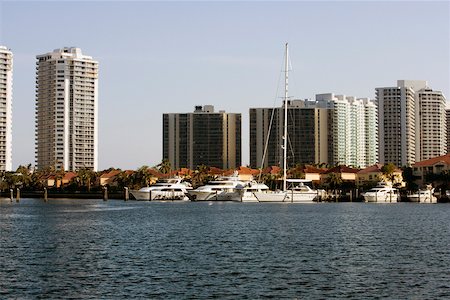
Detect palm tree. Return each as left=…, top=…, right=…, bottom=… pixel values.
left=157, top=159, right=172, bottom=175
left=288, top=164, right=305, bottom=179
left=191, top=165, right=211, bottom=188
left=14, top=165, right=33, bottom=189
left=130, top=166, right=153, bottom=189
left=77, top=168, right=96, bottom=192
left=381, top=163, right=397, bottom=185
left=116, top=170, right=132, bottom=189
left=326, top=172, right=343, bottom=200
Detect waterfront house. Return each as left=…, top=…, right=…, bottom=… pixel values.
left=321, top=165, right=359, bottom=184
left=356, top=164, right=404, bottom=188
left=100, top=170, right=121, bottom=186
left=303, top=165, right=326, bottom=183
left=44, top=172, right=77, bottom=188
left=412, top=153, right=450, bottom=187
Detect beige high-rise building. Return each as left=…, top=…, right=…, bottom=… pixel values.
left=416, top=87, right=446, bottom=161
left=377, top=80, right=446, bottom=167
left=163, top=105, right=241, bottom=170
left=0, top=46, right=13, bottom=171
left=447, top=107, right=450, bottom=154
left=376, top=81, right=419, bottom=167
left=35, top=48, right=98, bottom=171
left=249, top=100, right=330, bottom=169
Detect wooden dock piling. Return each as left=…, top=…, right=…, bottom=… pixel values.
left=103, top=186, right=108, bottom=201
left=124, top=187, right=129, bottom=201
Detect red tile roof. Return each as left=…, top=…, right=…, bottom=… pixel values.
left=324, top=165, right=360, bottom=174
left=304, top=165, right=326, bottom=174
left=357, top=164, right=383, bottom=174
left=100, top=170, right=121, bottom=178
left=260, top=166, right=282, bottom=175
left=413, top=153, right=450, bottom=167
left=209, top=167, right=225, bottom=175
left=237, top=166, right=260, bottom=175
left=63, top=172, right=77, bottom=181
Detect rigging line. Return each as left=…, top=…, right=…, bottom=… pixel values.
left=258, top=52, right=285, bottom=183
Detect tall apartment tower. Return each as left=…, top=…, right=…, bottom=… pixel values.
left=377, top=80, right=446, bottom=166
left=35, top=48, right=98, bottom=171
left=416, top=87, right=446, bottom=161
left=314, top=94, right=378, bottom=168
left=447, top=106, right=450, bottom=154
left=376, top=80, right=419, bottom=167
left=249, top=100, right=330, bottom=169
left=163, top=105, right=241, bottom=170
left=0, top=46, right=13, bottom=171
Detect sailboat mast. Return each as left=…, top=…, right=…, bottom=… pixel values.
left=283, top=43, right=289, bottom=192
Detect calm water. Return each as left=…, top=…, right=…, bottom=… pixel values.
left=1, top=199, right=450, bottom=299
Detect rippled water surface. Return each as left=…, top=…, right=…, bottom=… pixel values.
left=1, top=199, right=450, bottom=299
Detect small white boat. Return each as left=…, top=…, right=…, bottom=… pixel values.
left=187, top=174, right=245, bottom=201
left=407, top=188, right=437, bottom=203
left=363, top=183, right=399, bottom=203
left=130, top=177, right=192, bottom=201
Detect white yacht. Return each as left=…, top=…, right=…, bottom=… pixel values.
left=284, top=179, right=319, bottom=203
left=130, top=177, right=192, bottom=201
left=236, top=181, right=270, bottom=202
left=187, top=174, right=245, bottom=201
left=407, top=188, right=437, bottom=203
left=363, top=183, right=399, bottom=203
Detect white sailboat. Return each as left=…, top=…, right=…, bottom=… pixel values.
left=254, top=43, right=319, bottom=203
left=254, top=43, right=289, bottom=203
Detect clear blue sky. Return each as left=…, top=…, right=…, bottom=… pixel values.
left=1, top=1, right=449, bottom=170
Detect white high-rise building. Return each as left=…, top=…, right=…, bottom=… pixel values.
left=315, top=94, right=378, bottom=168
left=35, top=48, right=98, bottom=171
left=0, top=46, right=13, bottom=171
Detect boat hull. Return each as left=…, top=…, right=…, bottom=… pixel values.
left=285, top=191, right=318, bottom=203
left=407, top=194, right=437, bottom=203
left=253, top=191, right=287, bottom=202
left=188, top=190, right=240, bottom=201
left=130, top=190, right=189, bottom=201
left=364, top=194, right=398, bottom=203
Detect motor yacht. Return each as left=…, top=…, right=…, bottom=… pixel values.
left=130, top=177, right=192, bottom=201
left=407, top=188, right=437, bottom=203
left=362, top=183, right=399, bottom=203
left=285, top=179, right=319, bottom=203
left=187, top=174, right=245, bottom=201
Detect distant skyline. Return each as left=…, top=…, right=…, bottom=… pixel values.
left=1, top=1, right=449, bottom=170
